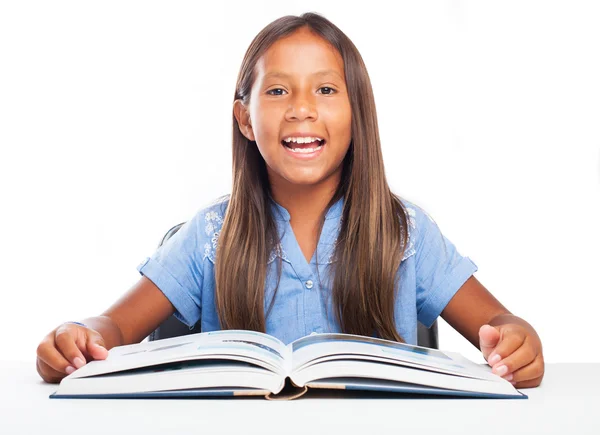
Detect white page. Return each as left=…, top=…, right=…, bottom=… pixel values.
left=290, top=333, right=472, bottom=375
left=291, top=360, right=518, bottom=396
left=69, top=330, right=288, bottom=379
left=292, top=353, right=499, bottom=381
left=56, top=363, right=283, bottom=396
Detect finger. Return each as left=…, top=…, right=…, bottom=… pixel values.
left=487, top=329, right=526, bottom=371
left=511, top=353, right=544, bottom=384
left=492, top=335, right=536, bottom=377
left=54, top=325, right=87, bottom=369
left=36, top=358, right=66, bottom=384
left=479, top=325, right=500, bottom=361
left=36, top=335, right=74, bottom=376
left=86, top=334, right=109, bottom=360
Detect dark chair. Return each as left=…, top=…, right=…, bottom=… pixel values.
left=149, top=222, right=439, bottom=349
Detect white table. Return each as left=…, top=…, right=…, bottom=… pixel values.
left=0, top=361, right=598, bottom=434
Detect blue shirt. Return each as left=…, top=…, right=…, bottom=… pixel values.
left=136, top=196, right=478, bottom=345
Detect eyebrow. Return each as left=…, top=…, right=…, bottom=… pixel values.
left=263, top=69, right=344, bottom=81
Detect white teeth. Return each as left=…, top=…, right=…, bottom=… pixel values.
left=283, top=136, right=323, bottom=144
left=288, top=144, right=323, bottom=153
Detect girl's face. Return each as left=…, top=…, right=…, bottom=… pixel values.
left=235, top=27, right=352, bottom=191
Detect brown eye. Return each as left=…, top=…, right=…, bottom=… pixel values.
left=267, top=88, right=286, bottom=96
left=318, top=87, right=336, bottom=95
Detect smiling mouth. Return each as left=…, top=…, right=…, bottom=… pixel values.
left=281, top=138, right=326, bottom=153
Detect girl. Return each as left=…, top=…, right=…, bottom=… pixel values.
left=36, top=13, right=544, bottom=388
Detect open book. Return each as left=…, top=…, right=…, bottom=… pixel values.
left=49, top=330, right=527, bottom=400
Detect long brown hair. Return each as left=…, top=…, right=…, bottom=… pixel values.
left=215, top=12, right=410, bottom=342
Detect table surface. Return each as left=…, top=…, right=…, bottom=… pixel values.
left=0, top=361, right=598, bottom=435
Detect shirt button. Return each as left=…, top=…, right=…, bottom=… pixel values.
left=305, top=280, right=314, bottom=289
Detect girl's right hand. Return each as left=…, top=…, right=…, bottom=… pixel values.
left=36, top=322, right=109, bottom=383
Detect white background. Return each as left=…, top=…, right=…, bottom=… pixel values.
left=1, top=0, right=598, bottom=364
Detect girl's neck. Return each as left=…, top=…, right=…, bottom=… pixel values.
left=269, top=178, right=339, bottom=224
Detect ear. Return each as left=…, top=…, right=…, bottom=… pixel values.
left=233, top=99, right=255, bottom=141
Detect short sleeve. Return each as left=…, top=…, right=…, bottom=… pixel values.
left=411, top=205, right=478, bottom=328
left=136, top=209, right=205, bottom=328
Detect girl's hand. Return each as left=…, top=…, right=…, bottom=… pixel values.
left=479, top=323, right=544, bottom=389
left=36, top=322, right=109, bottom=383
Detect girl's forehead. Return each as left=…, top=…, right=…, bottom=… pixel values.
left=256, top=29, right=345, bottom=78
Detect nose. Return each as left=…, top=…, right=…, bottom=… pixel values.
left=285, top=93, right=318, bottom=122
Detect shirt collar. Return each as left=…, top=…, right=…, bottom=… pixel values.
left=269, top=196, right=344, bottom=222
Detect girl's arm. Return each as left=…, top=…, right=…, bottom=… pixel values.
left=90, top=275, right=176, bottom=347
left=36, top=276, right=175, bottom=383
left=441, top=275, right=545, bottom=388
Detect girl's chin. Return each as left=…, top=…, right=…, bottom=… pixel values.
left=280, top=168, right=334, bottom=186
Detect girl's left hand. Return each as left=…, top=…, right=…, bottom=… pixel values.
left=479, top=323, right=545, bottom=388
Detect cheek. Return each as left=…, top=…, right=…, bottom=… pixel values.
left=322, top=100, right=351, bottom=127
left=250, top=112, right=281, bottom=165
left=251, top=105, right=280, bottom=144
left=325, top=106, right=352, bottom=151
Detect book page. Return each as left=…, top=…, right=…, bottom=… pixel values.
left=69, top=329, right=289, bottom=380
left=291, top=360, right=518, bottom=397
left=55, top=360, right=285, bottom=396
left=290, top=333, right=491, bottom=379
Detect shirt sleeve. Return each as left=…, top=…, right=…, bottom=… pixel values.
left=136, top=209, right=205, bottom=328
left=412, top=205, right=478, bottom=328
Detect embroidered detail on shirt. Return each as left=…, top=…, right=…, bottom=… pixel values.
left=323, top=219, right=343, bottom=264
left=402, top=207, right=417, bottom=261
left=202, top=207, right=290, bottom=264
left=203, top=210, right=224, bottom=263
left=201, top=205, right=418, bottom=264
left=322, top=207, right=417, bottom=264
left=204, top=211, right=223, bottom=236
left=267, top=243, right=290, bottom=264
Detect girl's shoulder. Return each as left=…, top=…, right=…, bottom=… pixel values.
left=199, top=194, right=230, bottom=227
left=398, top=198, right=436, bottom=227
left=192, top=195, right=231, bottom=264
left=397, top=198, right=438, bottom=261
